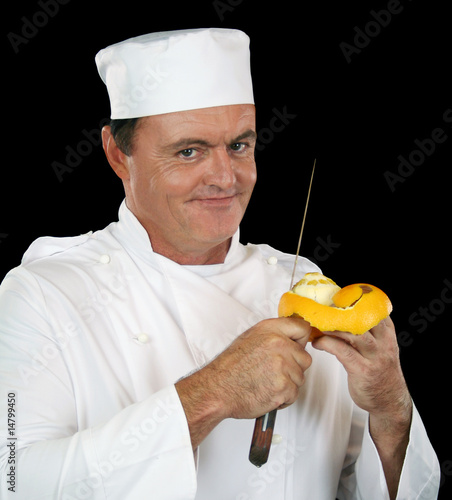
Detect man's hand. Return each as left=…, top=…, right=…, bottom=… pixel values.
left=312, top=316, right=412, bottom=499
left=175, top=317, right=313, bottom=449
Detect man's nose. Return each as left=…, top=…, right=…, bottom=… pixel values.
left=203, top=148, right=236, bottom=189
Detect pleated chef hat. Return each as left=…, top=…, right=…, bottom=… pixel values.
left=95, top=28, right=254, bottom=119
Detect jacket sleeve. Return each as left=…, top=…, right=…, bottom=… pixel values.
left=337, top=402, right=440, bottom=499
left=0, top=268, right=197, bottom=500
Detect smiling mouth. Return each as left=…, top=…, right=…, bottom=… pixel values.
left=192, top=195, right=237, bottom=206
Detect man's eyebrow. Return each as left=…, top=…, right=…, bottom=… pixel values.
left=232, top=129, right=257, bottom=143
left=165, top=138, right=213, bottom=152
left=165, top=129, right=257, bottom=152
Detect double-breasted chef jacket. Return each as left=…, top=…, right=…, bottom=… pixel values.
left=0, top=200, right=440, bottom=499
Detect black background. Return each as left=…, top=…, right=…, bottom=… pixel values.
left=3, top=0, right=451, bottom=497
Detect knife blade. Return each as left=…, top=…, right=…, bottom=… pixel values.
left=248, top=158, right=316, bottom=467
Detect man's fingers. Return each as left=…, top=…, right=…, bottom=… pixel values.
left=275, top=316, right=313, bottom=348
left=205, top=317, right=314, bottom=419
left=291, top=344, right=313, bottom=372
left=311, top=316, right=400, bottom=378
left=312, top=334, right=362, bottom=372
left=370, top=316, right=396, bottom=340
left=312, top=316, right=395, bottom=359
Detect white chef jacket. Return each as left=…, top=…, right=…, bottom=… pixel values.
left=0, top=200, right=440, bottom=500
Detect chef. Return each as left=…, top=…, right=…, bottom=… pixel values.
left=0, top=28, right=440, bottom=499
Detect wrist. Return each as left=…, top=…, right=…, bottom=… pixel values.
left=370, top=392, right=412, bottom=432
left=369, top=393, right=412, bottom=456
left=368, top=396, right=412, bottom=499
left=175, top=367, right=229, bottom=449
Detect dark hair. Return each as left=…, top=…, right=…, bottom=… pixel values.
left=109, top=118, right=141, bottom=156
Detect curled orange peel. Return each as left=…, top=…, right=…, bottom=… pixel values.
left=278, top=272, right=392, bottom=339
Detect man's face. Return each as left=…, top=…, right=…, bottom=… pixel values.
left=117, top=104, right=257, bottom=263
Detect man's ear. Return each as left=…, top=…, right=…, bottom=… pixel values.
left=102, top=126, right=130, bottom=180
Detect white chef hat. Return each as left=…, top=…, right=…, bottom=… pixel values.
left=95, top=28, right=254, bottom=119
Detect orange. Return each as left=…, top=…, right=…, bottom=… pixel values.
left=278, top=273, right=392, bottom=336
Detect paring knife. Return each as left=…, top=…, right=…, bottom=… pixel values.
left=248, top=159, right=316, bottom=467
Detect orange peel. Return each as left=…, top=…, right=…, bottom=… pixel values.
left=278, top=272, right=392, bottom=338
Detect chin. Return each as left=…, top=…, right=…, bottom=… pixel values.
left=199, top=227, right=236, bottom=246
left=189, top=223, right=237, bottom=252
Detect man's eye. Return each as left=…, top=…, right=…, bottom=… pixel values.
left=179, top=148, right=196, bottom=158
left=230, top=142, right=246, bottom=152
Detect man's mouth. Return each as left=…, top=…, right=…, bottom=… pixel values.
left=189, top=191, right=239, bottom=207
left=192, top=195, right=237, bottom=207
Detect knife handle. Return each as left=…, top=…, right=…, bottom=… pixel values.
left=249, top=409, right=277, bottom=467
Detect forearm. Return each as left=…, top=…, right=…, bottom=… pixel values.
left=369, top=396, right=413, bottom=499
